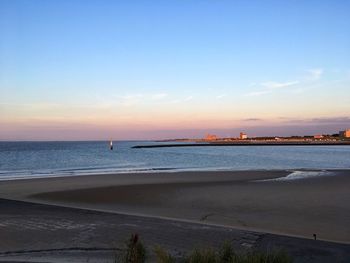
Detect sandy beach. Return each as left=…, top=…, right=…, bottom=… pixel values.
left=1, top=170, right=349, bottom=244
left=2, top=198, right=350, bottom=263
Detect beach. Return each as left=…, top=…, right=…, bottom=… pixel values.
left=1, top=170, right=349, bottom=244
left=1, top=170, right=350, bottom=262
left=2, top=198, right=350, bottom=263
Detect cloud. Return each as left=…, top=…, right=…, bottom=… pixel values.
left=216, top=94, right=226, bottom=99
left=282, top=116, right=350, bottom=125
left=242, top=118, right=262, bottom=121
left=184, top=96, right=193, bottom=102
left=261, top=81, right=299, bottom=89
left=168, top=96, right=194, bottom=103
left=307, top=68, right=323, bottom=80
left=245, top=90, right=271, bottom=96
left=290, top=88, right=304, bottom=94
left=152, top=93, right=168, bottom=100
left=245, top=80, right=299, bottom=97
left=0, top=102, right=63, bottom=108
left=310, top=116, right=350, bottom=124
left=119, top=94, right=143, bottom=106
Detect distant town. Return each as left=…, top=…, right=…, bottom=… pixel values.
left=131, top=129, right=350, bottom=148
left=167, top=129, right=350, bottom=143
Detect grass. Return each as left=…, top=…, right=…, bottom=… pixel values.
left=116, top=234, right=292, bottom=263
left=154, top=246, right=176, bottom=263
left=185, top=248, right=217, bottom=263
left=119, top=234, right=146, bottom=263
left=184, top=245, right=292, bottom=263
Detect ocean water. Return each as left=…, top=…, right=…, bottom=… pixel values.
left=0, top=141, right=349, bottom=180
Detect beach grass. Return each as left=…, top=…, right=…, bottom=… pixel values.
left=119, top=234, right=146, bottom=263
left=118, top=234, right=292, bottom=263
left=183, top=245, right=292, bottom=263
left=154, top=246, right=176, bottom=263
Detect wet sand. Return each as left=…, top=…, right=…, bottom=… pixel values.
left=0, top=170, right=349, bottom=244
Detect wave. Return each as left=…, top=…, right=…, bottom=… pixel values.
left=258, top=170, right=334, bottom=182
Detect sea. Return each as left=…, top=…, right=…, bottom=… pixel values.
left=0, top=141, right=349, bottom=180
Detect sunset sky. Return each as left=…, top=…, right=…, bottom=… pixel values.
left=1, top=0, right=350, bottom=140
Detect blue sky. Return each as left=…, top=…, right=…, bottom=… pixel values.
left=0, top=0, right=350, bottom=140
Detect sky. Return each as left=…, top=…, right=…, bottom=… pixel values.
left=1, top=0, right=350, bottom=140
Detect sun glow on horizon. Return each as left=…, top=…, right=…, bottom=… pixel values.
left=1, top=1, right=349, bottom=140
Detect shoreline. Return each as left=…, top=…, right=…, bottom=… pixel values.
left=1, top=169, right=349, bottom=244
left=2, top=167, right=350, bottom=182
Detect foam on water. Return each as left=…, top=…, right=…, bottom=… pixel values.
left=258, top=170, right=334, bottom=182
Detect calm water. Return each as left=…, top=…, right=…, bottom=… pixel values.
left=0, top=141, right=349, bottom=180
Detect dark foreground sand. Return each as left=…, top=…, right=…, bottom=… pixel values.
left=1, top=198, right=350, bottom=262
left=0, top=171, right=350, bottom=262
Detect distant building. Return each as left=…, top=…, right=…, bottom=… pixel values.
left=339, top=129, right=350, bottom=138
left=314, top=134, right=323, bottom=139
left=205, top=134, right=217, bottom=141
left=240, top=132, right=247, bottom=140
